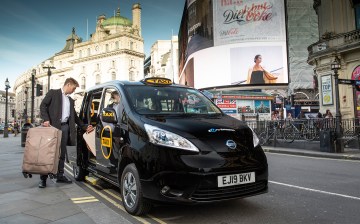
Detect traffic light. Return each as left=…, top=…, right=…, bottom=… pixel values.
left=11, top=109, right=15, bottom=118
left=36, top=84, right=43, bottom=96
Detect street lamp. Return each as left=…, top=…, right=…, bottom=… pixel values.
left=42, top=65, right=55, bottom=91
left=31, top=69, right=35, bottom=124
left=4, top=78, right=11, bottom=138
left=330, top=57, right=343, bottom=153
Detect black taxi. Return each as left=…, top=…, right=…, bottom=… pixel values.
left=74, top=77, right=268, bottom=215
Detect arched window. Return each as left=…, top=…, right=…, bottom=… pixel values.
left=112, top=72, right=116, bottom=80
left=81, top=76, right=86, bottom=90
left=95, top=74, right=101, bottom=85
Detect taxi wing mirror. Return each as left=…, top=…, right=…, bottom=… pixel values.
left=100, top=107, right=118, bottom=123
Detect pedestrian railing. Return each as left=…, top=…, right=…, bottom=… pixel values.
left=246, top=118, right=360, bottom=147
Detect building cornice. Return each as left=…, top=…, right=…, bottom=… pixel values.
left=70, top=49, right=145, bottom=64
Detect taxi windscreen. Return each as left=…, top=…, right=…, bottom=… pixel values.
left=124, top=86, right=222, bottom=115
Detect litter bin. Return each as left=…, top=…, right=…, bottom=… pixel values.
left=21, top=123, right=33, bottom=147
left=320, top=130, right=335, bottom=153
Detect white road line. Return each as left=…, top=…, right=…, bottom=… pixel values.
left=265, top=152, right=360, bottom=162
left=270, top=181, right=360, bottom=201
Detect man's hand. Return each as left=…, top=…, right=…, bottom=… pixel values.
left=43, top=121, right=50, bottom=127
left=86, top=125, right=94, bottom=133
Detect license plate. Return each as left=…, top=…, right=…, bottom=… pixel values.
left=217, top=172, right=255, bottom=188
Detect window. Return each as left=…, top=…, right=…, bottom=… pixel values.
left=129, top=71, right=135, bottom=81
left=79, top=50, right=82, bottom=58
left=355, top=3, right=360, bottom=29
left=111, top=72, right=116, bottom=80
left=130, top=41, right=133, bottom=50
left=87, top=48, right=91, bottom=56
left=106, top=44, right=109, bottom=52
left=81, top=76, right=86, bottom=89
left=96, top=74, right=101, bottom=85
left=87, top=91, right=102, bottom=126
left=115, top=41, right=119, bottom=49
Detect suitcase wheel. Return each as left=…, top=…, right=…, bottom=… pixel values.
left=22, top=172, right=28, bottom=178
left=28, top=174, right=32, bottom=178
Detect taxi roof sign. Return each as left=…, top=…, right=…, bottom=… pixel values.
left=142, top=77, right=172, bottom=85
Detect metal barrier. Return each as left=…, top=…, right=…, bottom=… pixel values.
left=246, top=118, right=360, bottom=147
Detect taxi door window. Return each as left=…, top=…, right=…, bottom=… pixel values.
left=102, top=88, right=123, bottom=121
left=88, top=91, right=103, bottom=126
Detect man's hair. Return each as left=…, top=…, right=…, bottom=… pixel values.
left=64, top=78, right=79, bottom=87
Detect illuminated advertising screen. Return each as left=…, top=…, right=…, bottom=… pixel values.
left=179, top=0, right=288, bottom=89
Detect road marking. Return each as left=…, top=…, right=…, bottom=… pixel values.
left=65, top=165, right=166, bottom=224
left=270, top=181, right=360, bottom=201
left=266, top=152, right=360, bottom=162
left=71, top=196, right=99, bottom=204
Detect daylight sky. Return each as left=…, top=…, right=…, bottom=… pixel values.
left=0, top=0, right=185, bottom=91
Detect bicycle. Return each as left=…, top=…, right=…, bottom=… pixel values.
left=283, top=119, right=319, bottom=143
left=258, top=120, right=294, bottom=145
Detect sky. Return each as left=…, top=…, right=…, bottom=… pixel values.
left=0, top=0, right=185, bottom=91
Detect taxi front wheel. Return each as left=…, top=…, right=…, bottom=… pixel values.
left=73, top=164, right=87, bottom=181
left=120, top=164, right=152, bottom=216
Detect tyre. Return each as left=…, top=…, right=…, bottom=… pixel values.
left=73, top=164, right=88, bottom=181
left=120, top=163, right=152, bottom=216
left=259, top=132, right=268, bottom=145
left=284, top=127, right=295, bottom=143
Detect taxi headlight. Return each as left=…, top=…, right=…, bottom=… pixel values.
left=249, top=127, right=260, bottom=147
left=144, top=124, right=199, bottom=152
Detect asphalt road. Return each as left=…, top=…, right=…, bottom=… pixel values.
left=67, top=147, right=360, bottom=224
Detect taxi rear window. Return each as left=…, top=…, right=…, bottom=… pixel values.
left=124, top=86, right=222, bottom=115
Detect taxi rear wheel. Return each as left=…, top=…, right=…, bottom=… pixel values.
left=120, top=164, right=152, bottom=215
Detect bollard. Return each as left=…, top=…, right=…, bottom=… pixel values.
left=21, top=123, right=33, bottom=147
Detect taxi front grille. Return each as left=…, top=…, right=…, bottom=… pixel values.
left=190, top=181, right=267, bottom=202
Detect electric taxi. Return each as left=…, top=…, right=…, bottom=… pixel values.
left=74, top=77, right=268, bottom=215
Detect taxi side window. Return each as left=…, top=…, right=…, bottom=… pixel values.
left=88, top=91, right=102, bottom=126
left=102, top=88, right=123, bottom=121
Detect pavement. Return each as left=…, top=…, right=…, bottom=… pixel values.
left=0, top=134, right=359, bottom=224
left=0, top=134, right=130, bottom=224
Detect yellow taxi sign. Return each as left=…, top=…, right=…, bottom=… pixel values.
left=143, top=77, right=172, bottom=85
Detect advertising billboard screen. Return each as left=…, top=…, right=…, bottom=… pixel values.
left=179, top=0, right=288, bottom=89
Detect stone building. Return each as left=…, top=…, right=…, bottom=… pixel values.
left=308, top=0, right=360, bottom=119
left=144, top=36, right=179, bottom=81
left=0, top=90, right=15, bottom=123
left=13, top=4, right=144, bottom=122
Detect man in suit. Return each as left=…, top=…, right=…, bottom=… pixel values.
left=39, top=78, right=93, bottom=188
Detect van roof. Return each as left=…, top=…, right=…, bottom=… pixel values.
left=85, top=79, right=189, bottom=92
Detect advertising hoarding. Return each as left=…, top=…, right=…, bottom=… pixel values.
left=321, top=75, right=333, bottom=106
left=179, top=0, right=288, bottom=89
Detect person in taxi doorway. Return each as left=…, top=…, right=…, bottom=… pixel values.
left=39, top=78, right=93, bottom=188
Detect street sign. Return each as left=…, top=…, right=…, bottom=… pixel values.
left=338, top=79, right=354, bottom=85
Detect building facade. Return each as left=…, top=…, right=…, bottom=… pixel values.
left=308, top=0, right=360, bottom=119
left=0, top=91, right=15, bottom=123
left=13, top=4, right=144, bottom=122
left=145, top=36, right=179, bottom=82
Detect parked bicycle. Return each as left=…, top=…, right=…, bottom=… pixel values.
left=283, top=119, right=319, bottom=143
left=258, top=120, right=294, bottom=145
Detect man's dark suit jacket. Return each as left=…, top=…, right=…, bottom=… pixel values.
left=40, top=89, right=85, bottom=146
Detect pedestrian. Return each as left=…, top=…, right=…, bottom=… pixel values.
left=13, top=121, right=19, bottom=137
left=325, top=109, right=333, bottom=118
left=39, top=78, right=93, bottom=188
